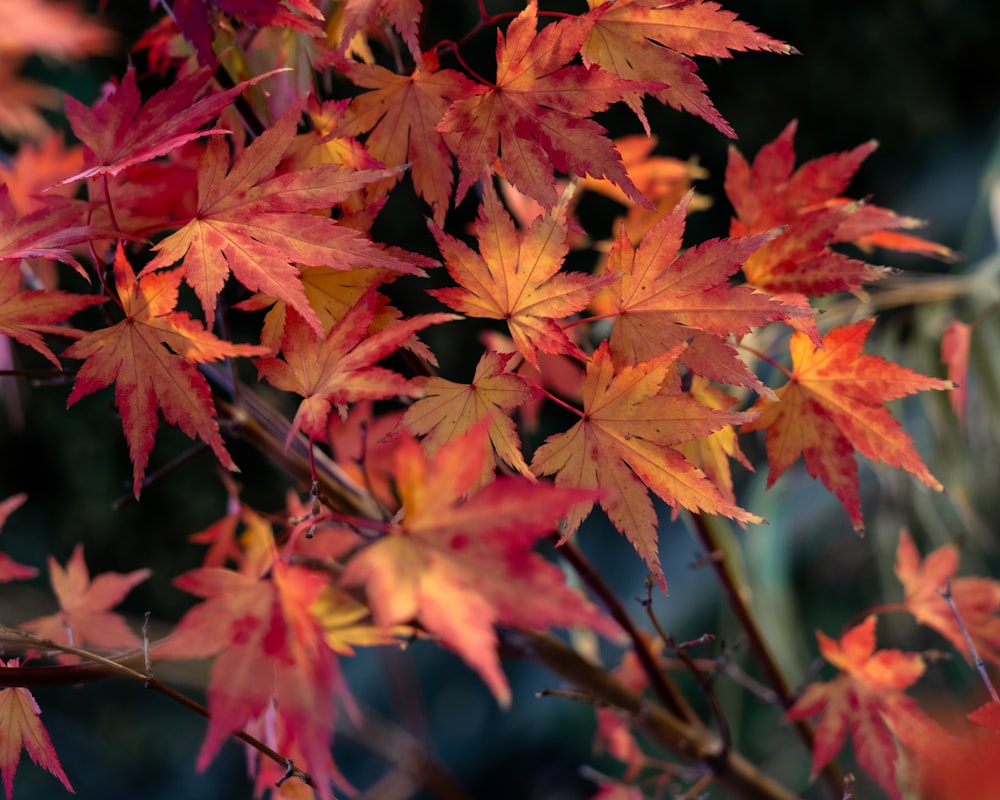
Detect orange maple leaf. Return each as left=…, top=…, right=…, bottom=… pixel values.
left=743, top=320, right=952, bottom=531
left=531, top=341, right=761, bottom=590
left=22, top=544, right=149, bottom=659
left=143, top=100, right=422, bottom=331
left=582, top=0, right=795, bottom=137
left=437, top=0, right=649, bottom=210
left=430, top=183, right=613, bottom=368
left=0, top=495, right=36, bottom=583
left=341, top=53, right=477, bottom=224
left=340, top=423, right=620, bottom=706
left=255, top=288, right=457, bottom=445
left=400, top=349, right=539, bottom=487
left=895, top=529, right=1000, bottom=666
left=787, top=616, right=937, bottom=800
left=601, top=191, right=800, bottom=394
left=64, top=244, right=269, bottom=497
left=0, top=659, right=73, bottom=799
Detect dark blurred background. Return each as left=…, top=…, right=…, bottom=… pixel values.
left=2, top=1, right=1000, bottom=798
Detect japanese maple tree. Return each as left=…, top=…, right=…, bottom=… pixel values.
left=0, top=1, right=989, bottom=799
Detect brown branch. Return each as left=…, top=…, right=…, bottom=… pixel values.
left=686, top=512, right=844, bottom=799
left=501, top=628, right=800, bottom=800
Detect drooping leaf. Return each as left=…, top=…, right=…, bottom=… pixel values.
left=430, top=183, right=612, bottom=368
left=340, top=423, right=620, bottom=706
left=743, top=320, right=952, bottom=531
left=337, top=0, right=423, bottom=64
left=64, top=244, right=269, bottom=497
left=254, top=288, right=457, bottom=446
left=400, top=349, right=538, bottom=487
left=895, top=529, right=1000, bottom=666
left=582, top=0, right=795, bottom=137
left=143, top=101, right=422, bottom=331
left=437, top=0, right=649, bottom=210
left=22, top=544, right=149, bottom=659
left=0, top=660, right=73, bottom=800
left=531, top=341, right=761, bottom=590
left=787, top=616, right=938, bottom=800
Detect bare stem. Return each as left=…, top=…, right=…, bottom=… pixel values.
left=937, top=577, right=999, bottom=701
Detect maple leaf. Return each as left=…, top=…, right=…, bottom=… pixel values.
left=601, top=191, right=800, bottom=394
left=341, top=53, right=477, bottom=225
left=62, top=64, right=275, bottom=184
left=941, top=319, right=971, bottom=428
left=340, top=423, right=620, bottom=706
left=22, top=544, right=149, bottom=659
left=64, top=244, right=270, bottom=497
left=255, top=288, right=457, bottom=445
left=156, top=561, right=346, bottom=800
left=0, top=659, right=73, bottom=800
left=0, top=260, right=104, bottom=367
left=726, top=121, right=953, bottom=305
left=143, top=101, right=422, bottom=330
left=742, top=320, right=952, bottom=531
left=531, top=341, right=761, bottom=590
left=787, top=616, right=938, bottom=800
left=894, top=529, right=1000, bottom=666
left=582, top=0, right=795, bottom=137
left=436, top=0, right=649, bottom=211
left=0, top=494, right=36, bottom=582
left=400, top=349, right=538, bottom=487
left=430, top=183, right=612, bottom=368
left=0, top=185, right=94, bottom=274
left=337, top=0, right=422, bottom=63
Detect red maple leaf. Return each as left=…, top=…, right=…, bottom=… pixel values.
left=22, top=544, right=149, bottom=660
left=143, top=100, right=422, bottom=331
left=62, top=64, right=274, bottom=184
left=787, top=616, right=939, bottom=800
left=0, top=659, right=73, bottom=800
left=0, top=185, right=94, bottom=275
left=156, top=560, right=347, bottom=800
left=743, top=320, right=952, bottom=531
left=340, top=423, right=620, bottom=705
left=64, top=244, right=269, bottom=497
left=255, top=288, right=456, bottom=445
left=437, top=1, right=650, bottom=211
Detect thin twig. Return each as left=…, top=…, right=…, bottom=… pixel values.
left=555, top=537, right=697, bottom=723
left=938, top=577, right=999, bottom=701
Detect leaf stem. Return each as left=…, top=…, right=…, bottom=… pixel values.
left=937, top=577, right=999, bottom=701
left=736, top=342, right=794, bottom=380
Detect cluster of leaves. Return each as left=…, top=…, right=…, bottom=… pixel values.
left=0, top=1, right=992, bottom=799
